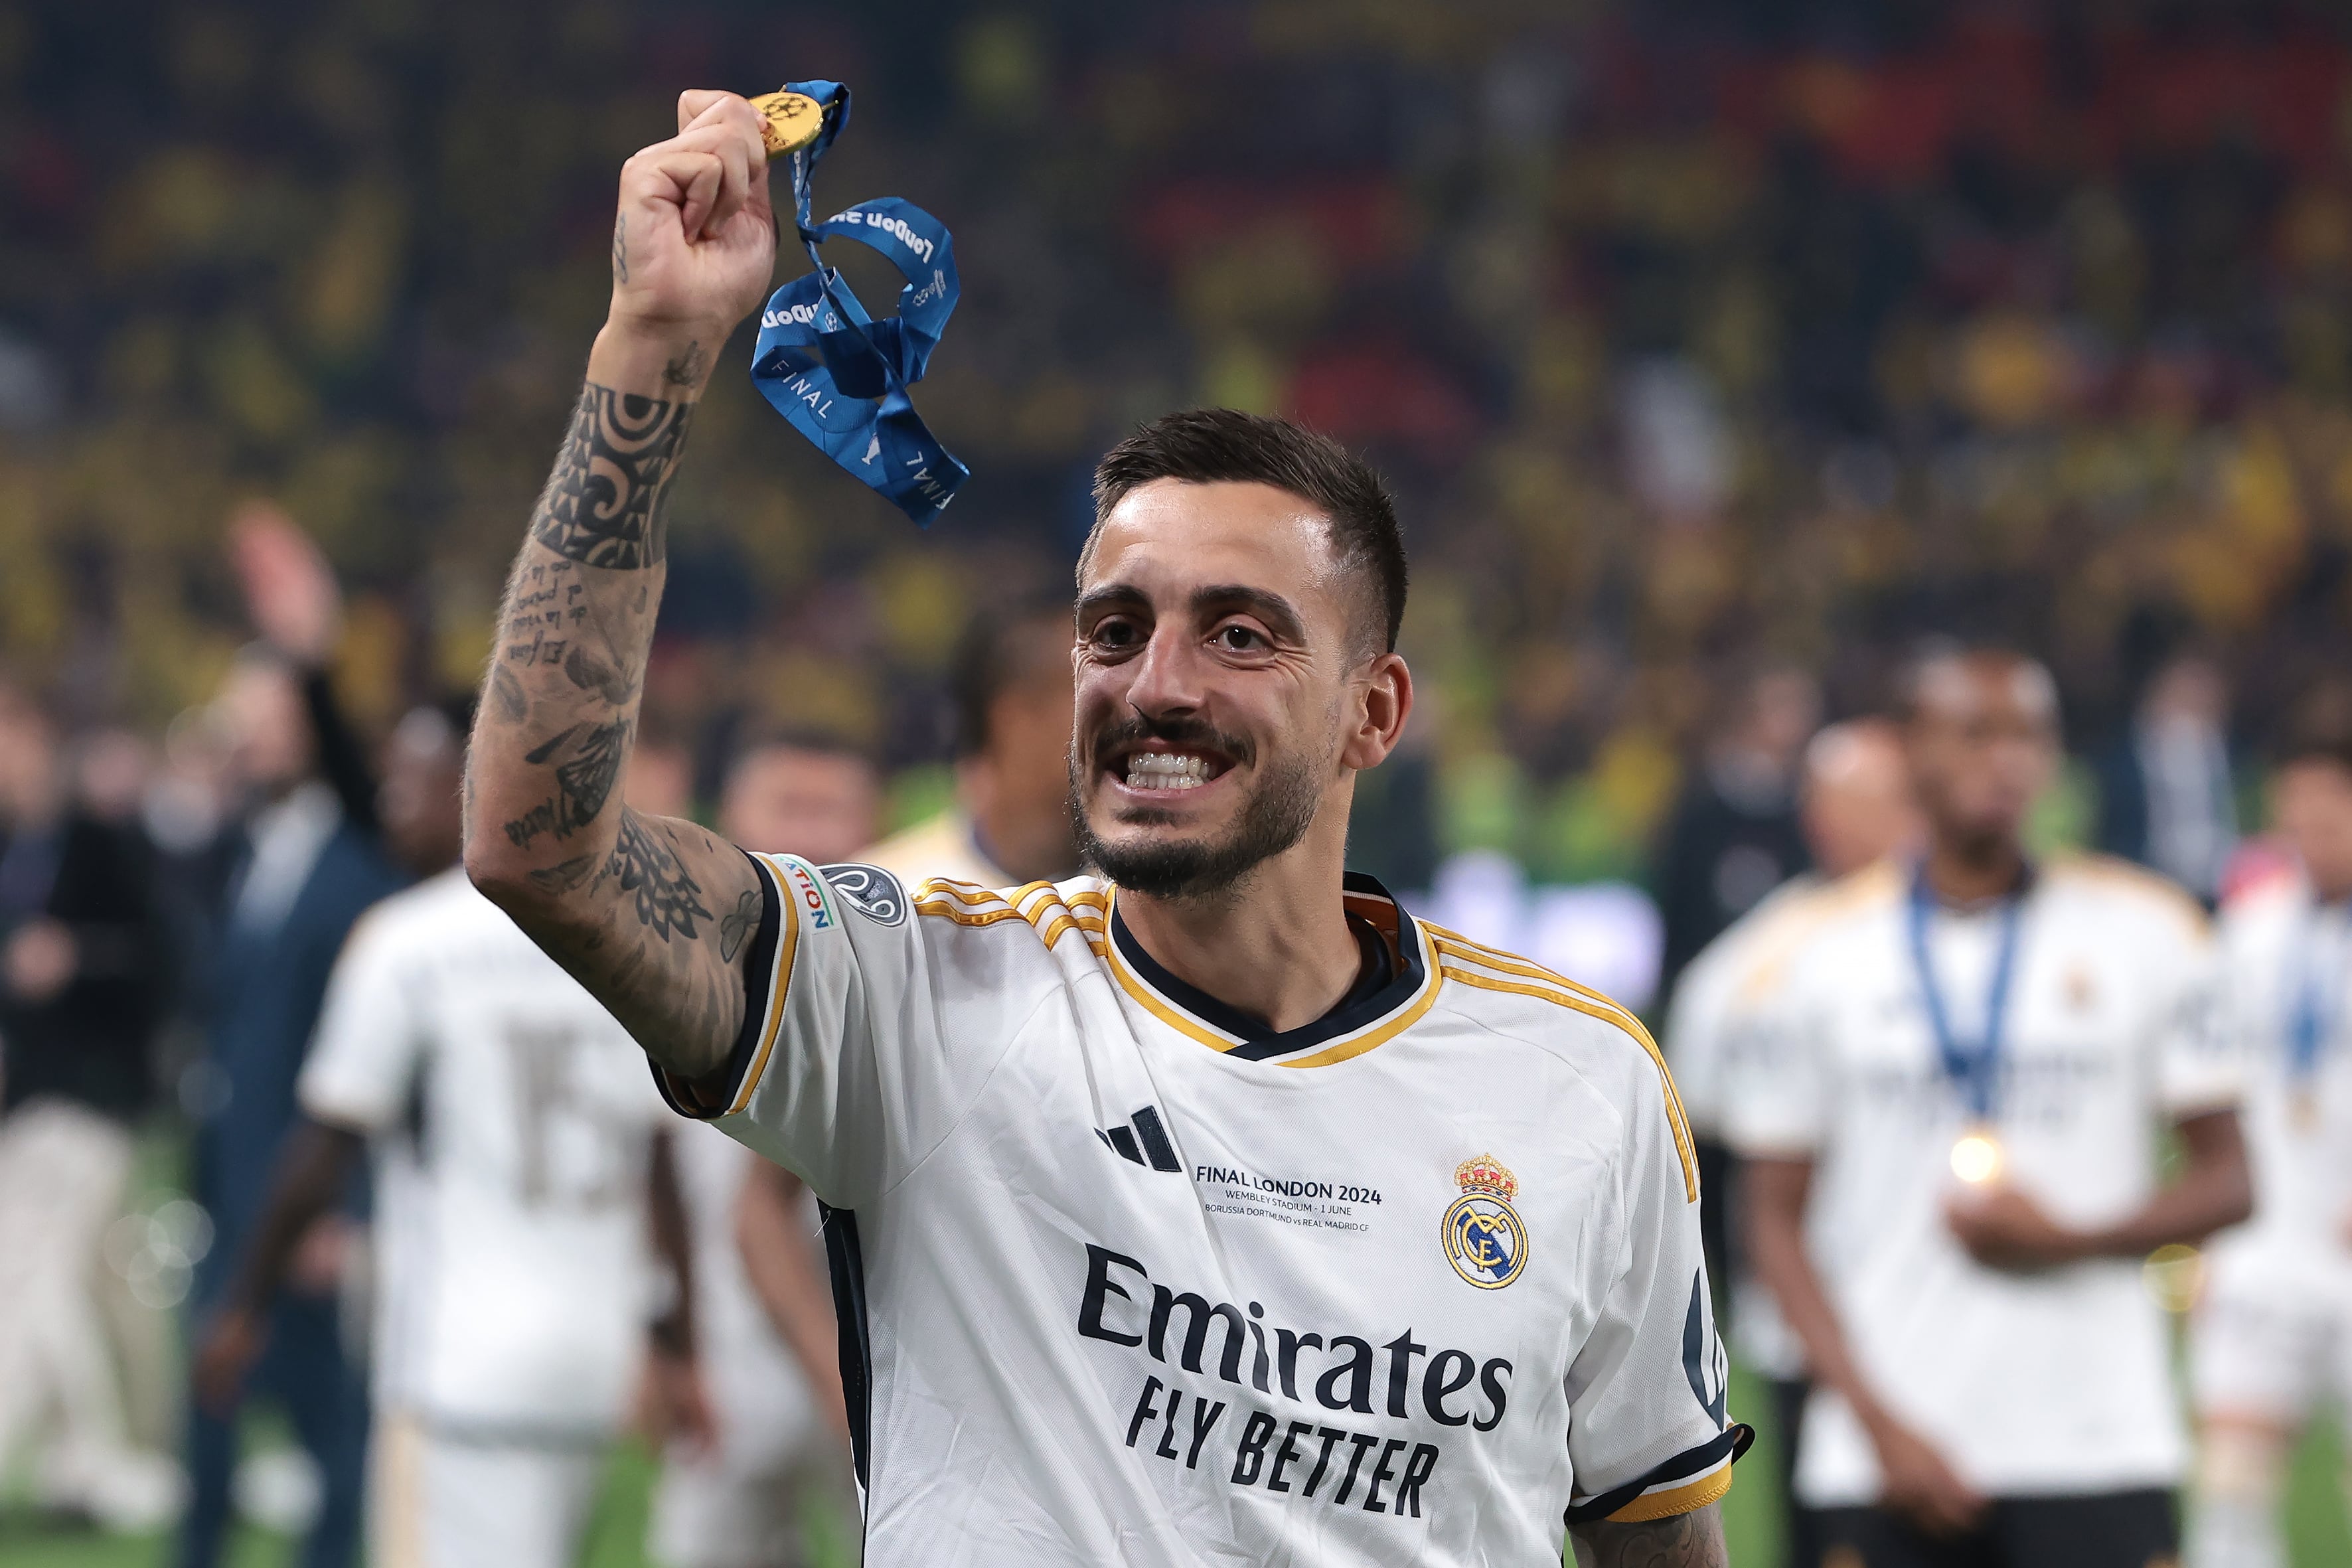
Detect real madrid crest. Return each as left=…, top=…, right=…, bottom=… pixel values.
left=1443, top=1154, right=1529, bottom=1290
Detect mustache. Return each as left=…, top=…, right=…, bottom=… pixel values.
left=1084, top=714, right=1254, bottom=769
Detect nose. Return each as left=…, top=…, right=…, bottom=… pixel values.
left=1121, top=622, right=1207, bottom=723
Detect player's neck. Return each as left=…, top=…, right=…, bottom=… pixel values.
left=1921, top=831, right=2030, bottom=908
left=1117, top=819, right=1363, bottom=1034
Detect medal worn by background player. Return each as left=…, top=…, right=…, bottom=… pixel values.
left=1729, top=646, right=2252, bottom=1568
left=456, top=86, right=1746, bottom=1567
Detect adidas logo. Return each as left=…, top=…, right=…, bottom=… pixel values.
left=1096, top=1104, right=1180, bottom=1172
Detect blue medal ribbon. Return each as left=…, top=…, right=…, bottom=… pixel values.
left=751, top=81, right=968, bottom=526
left=1907, top=865, right=2027, bottom=1124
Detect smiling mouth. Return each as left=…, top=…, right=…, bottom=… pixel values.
left=1114, top=749, right=1233, bottom=793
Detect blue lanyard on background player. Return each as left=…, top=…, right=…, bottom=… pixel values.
left=1907, top=864, right=2027, bottom=1123
left=750, top=81, right=969, bottom=526
left=2287, top=898, right=2350, bottom=1089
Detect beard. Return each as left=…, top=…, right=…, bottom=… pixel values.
left=1070, top=716, right=1324, bottom=903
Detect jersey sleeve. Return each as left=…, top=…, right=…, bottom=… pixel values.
left=297, top=911, right=425, bottom=1133
left=1716, top=948, right=1830, bottom=1158
left=1560, top=1041, right=1751, bottom=1528
left=1660, top=941, right=1736, bottom=1139
left=651, top=852, right=1012, bottom=1208
left=2148, top=905, right=2238, bottom=1117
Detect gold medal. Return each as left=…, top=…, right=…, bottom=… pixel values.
left=749, top=90, right=828, bottom=157
left=1949, top=1125, right=2005, bottom=1186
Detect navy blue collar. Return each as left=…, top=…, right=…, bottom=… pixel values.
left=1108, top=872, right=1427, bottom=1063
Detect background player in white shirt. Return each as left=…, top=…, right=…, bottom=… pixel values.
left=2187, top=718, right=2352, bottom=1568
left=195, top=703, right=691, bottom=1568
left=458, top=88, right=1743, bottom=1567
left=649, top=726, right=872, bottom=1568
left=862, top=603, right=1081, bottom=890
left=1732, top=647, right=2252, bottom=1568
left=1664, top=717, right=1919, bottom=1568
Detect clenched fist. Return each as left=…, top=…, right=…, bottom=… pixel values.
left=595, top=90, right=778, bottom=396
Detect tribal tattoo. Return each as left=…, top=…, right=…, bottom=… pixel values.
left=529, top=384, right=693, bottom=570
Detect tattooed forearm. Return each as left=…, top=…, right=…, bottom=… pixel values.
left=529, top=384, right=693, bottom=570
left=1568, top=1505, right=1728, bottom=1568
left=466, top=361, right=757, bottom=1081
left=612, top=212, right=628, bottom=283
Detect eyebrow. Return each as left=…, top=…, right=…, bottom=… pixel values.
left=1074, top=582, right=1308, bottom=645
left=1192, top=584, right=1306, bottom=643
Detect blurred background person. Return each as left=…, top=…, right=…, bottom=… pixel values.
left=1733, top=647, right=2250, bottom=1568
left=1663, top=716, right=1921, bottom=1568
left=866, top=605, right=1081, bottom=890
left=177, top=512, right=406, bottom=1568
left=1654, top=663, right=1822, bottom=993
left=647, top=727, right=876, bottom=1568
left=0, top=674, right=175, bottom=1529
left=2098, top=651, right=2243, bottom=909
left=1652, top=662, right=1821, bottom=1273
left=16, top=2, right=2352, bottom=1560
left=2187, top=715, right=2352, bottom=1568
left=191, top=698, right=702, bottom=1568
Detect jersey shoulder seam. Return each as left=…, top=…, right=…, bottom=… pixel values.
left=1422, top=923, right=1699, bottom=1202
left=2045, top=852, right=2211, bottom=935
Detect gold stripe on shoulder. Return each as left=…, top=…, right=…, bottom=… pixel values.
left=913, top=901, right=1030, bottom=929
left=916, top=878, right=1010, bottom=908
left=1429, top=931, right=1698, bottom=1202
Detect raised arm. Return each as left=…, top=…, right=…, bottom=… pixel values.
left=463, top=90, right=777, bottom=1079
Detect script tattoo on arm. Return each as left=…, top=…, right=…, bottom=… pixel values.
left=464, top=378, right=760, bottom=1082
left=1568, top=1506, right=1729, bottom=1568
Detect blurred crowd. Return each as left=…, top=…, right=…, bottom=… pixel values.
left=8, top=1, right=2352, bottom=888
left=12, top=0, right=2352, bottom=1559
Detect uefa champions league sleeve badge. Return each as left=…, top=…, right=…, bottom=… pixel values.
left=1443, top=1154, right=1528, bottom=1290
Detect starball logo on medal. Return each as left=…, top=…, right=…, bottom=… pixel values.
left=1442, top=1154, right=1528, bottom=1290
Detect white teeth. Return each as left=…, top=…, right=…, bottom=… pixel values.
left=1125, top=752, right=1212, bottom=791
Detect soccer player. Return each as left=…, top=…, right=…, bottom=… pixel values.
left=461, top=90, right=1743, bottom=1565
left=649, top=728, right=871, bottom=1568
left=195, top=702, right=697, bottom=1568
left=1663, top=717, right=1918, bottom=1568
left=1731, top=647, right=2252, bottom=1567
left=2186, top=718, right=2352, bottom=1568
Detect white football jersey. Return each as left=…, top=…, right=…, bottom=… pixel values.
left=299, top=868, right=668, bottom=1439
left=1722, top=856, right=2238, bottom=1506
left=1663, top=872, right=1825, bottom=1138
left=1662, top=870, right=1832, bottom=1380
left=2208, top=876, right=2352, bottom=1263
left=657, top=856, right=1744, bottom=1566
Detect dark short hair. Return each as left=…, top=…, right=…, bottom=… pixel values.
left=950, top=604, right=1070, bottom=758
left=1088, top=408, right=1407, bottom=656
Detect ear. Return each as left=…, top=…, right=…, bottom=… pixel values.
left=1340, top=653, right=1413, bottom=773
